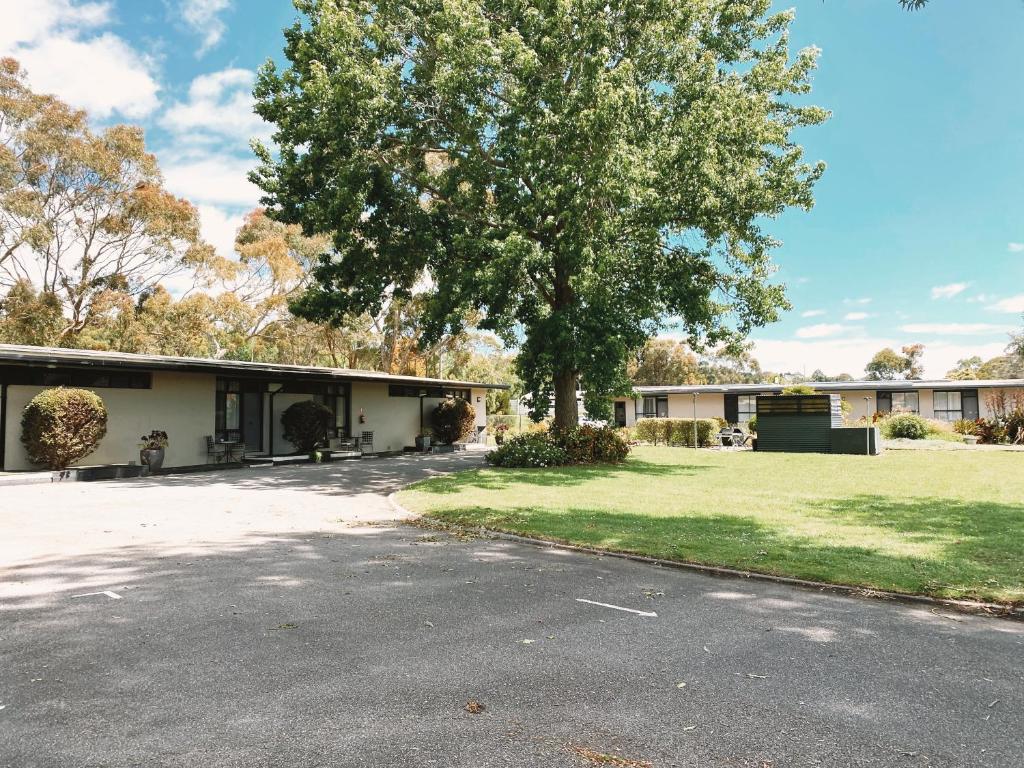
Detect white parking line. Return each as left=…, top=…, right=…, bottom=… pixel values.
left=71, top=590, right=122, bottom=600
left=576, top=598, right=657, bottom=617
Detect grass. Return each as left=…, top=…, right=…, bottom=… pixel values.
left=398, top=446, right=1024, bottom=605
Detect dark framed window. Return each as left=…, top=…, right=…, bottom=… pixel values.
left=933, top=390, right=962, bottom=421
left=0, top=366, right=151, bottom=389
left=737, top=394, right=758, bottom=423
left=314, top=387, right=351, bottom=438
left=640, top=396, right=668, bottom=418
left=892, top=391, right=919, bottom=414
left=388, top=384, right=470, bottom=400
left=876, top=391, right=919, bottom=414
left=215, top=378, right=241, bottom=439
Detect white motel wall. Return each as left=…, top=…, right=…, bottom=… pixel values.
left=0, top=346, right=499, bottom=472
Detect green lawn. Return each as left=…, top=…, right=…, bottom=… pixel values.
left=398, top=447, right=1024, bottom=604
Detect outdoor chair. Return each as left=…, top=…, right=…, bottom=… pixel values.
left=205, top=435, right=226, bottom=463
left=360, top=431, right=375, bottom=455
left=332, top=435, right=359, bottom=452
left=719, top=428, right=749, bottom=448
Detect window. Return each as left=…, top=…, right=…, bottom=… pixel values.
left=933, top=391, right=962, bottom=421
left=215, top=379, right=241, bottom=438
left=641, top=396, right=668, bottom=418
left=891, top=391, right=919, bottom=414
left=0, top=366, right=151, bottom=389
left=737, top=394, right=757, bottom=423
left=388, top=384, right=470, bottom=400
left=314, top=391, right=350, bottom=438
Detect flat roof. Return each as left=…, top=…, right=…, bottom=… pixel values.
left=631, top=379, right=1024, bottom=396
left=0, top=344, right=509, bottom=390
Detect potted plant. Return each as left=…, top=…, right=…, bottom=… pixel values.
left=493, top=422, right=511, bottom=445
left=139, top=430, right=169, bottom=474
left=415, top=429, right=433, bottom=451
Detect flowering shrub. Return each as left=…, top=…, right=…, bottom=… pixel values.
left=486, top=432, right=568, bottom=468
left=486, top=426, right=629, bottom=468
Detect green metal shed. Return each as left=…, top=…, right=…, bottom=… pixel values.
left=755, top=394, right=843, bottom=453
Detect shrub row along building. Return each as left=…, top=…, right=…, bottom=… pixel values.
left=0, top=345, right=508, bottom=472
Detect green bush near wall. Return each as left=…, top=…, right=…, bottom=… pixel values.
left=634, top=417, right=719, bottom=447
left=20, top=387, right=108, bottom=469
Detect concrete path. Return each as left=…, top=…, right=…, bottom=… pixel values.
left=1, top=455, right=1022, bottom=767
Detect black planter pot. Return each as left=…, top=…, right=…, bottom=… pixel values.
left=140, top=447, right=165, bottom=474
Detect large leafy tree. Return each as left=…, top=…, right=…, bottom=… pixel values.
left=0, top=59, right=212, bottom=343
left=865, top=345, right=926, bottom=380
left=629, top=339, right=702, bottom=386
left=252, top=0, right=827, bottom=427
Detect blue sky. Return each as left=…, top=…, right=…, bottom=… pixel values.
left=1, top=0, right=1021, bottom=377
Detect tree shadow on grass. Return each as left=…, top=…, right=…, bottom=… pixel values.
left=426, top=500, right=1024, bottom=605
left=408, top=459, right=711, bottom=494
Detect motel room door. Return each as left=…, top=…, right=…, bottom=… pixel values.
left=962, top=390, right=980, bottom=421
left=614, top=401, right=627, bottom=428
left=241, top=391, right=263, bottom=453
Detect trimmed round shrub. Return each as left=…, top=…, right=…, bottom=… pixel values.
left=431, top=397, right=475, bottom=444
left=486, top=432, right=568, bottom=468
left=882, top=413, right=929, bottom=440
left=21, top=387, right=107, bottom=469
left=554, top=425, right=630, bottom=464
left=281, top=400, right=333, bottom=453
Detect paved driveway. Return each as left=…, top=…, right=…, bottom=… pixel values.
left=2, top=456, right=1022, bottom=767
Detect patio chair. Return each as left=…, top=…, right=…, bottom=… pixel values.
left=332, top=435, right=359, bottom=452
left=360, top=431, right=375, bottom=455
left=205, top=435, right=226, bottom=463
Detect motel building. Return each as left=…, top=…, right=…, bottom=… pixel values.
left=0, top=345, right=508, bottom=473
left=610, top=380, right=1024, bottom=428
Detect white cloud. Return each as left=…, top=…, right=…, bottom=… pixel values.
left=1008, top=242, right=1024, bottom=253
left=988, top=294, right=1024, bottom=314
left=181, top=0, right=232, bottom=56
left=900, top=323, right=1015, bottom=336
left=844, top=312, right=870, bottom=321
left=795, top=323, right=847, bottom=339
left=753, top=337, right=1008, bottom=380
left=0, top=0, right=110, bottom=49
left=196, top=204, right=244, bottom=259
left=930, top=282, right=968, bottom=300
left=162, top=154, right=262, bottom=208
left=161, top=67, right=270, bottom=144
left=0, top=0, right=160, bottom=120
left=843, top=297, right=872, bottom=306
left=800, top=309, right=825, bottom=318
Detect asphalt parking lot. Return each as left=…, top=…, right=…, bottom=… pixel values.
left=2, top=455, right=1022, bottom=767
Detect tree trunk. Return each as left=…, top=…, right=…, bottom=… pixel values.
left=552, top=369, right=579, bottom=430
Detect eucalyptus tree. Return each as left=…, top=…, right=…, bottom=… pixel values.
left=252, top=0, right=828, bottom=426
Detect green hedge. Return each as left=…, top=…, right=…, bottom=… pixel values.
left=634, top=417, right=719, bottom=447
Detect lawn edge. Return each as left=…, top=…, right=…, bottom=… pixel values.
left=388, top=491, right=1024, bottom=622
